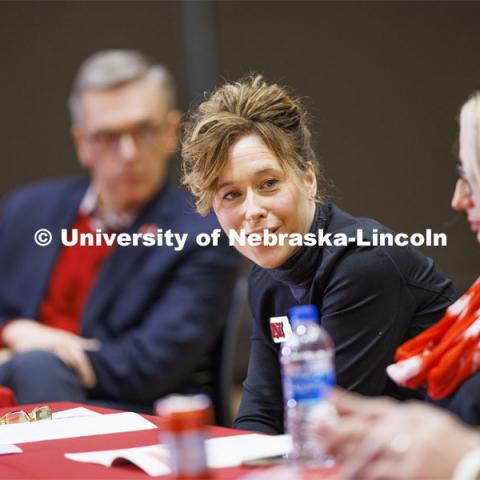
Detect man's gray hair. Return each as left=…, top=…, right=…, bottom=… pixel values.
left=68, top=50, right=176, bottom=125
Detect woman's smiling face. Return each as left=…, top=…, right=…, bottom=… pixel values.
left=213, top=133, right=317, bottom=268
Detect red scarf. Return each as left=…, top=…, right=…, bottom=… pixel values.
left=387, top=277, right=480, bottom=399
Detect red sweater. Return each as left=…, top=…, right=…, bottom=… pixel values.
left=37, top=214, right=114, bottom=333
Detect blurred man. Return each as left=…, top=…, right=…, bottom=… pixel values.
left=0, top=50, right=239, bottom=413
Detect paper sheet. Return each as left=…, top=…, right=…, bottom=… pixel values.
left=52, top=406, right=102, bottom=420
left=0, top=444, right=22, bottom=455
left=0, top=411, right=156, bottom=445
left=207, top=434, right=292, bottom=468
left=65, top=434, right=292, bottom=476
left=66, top=444, right=171, bottom=477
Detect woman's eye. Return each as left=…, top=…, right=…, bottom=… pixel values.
left=261, top=178, right=279, bottom=189
left=223, top=190, right=240, bottom=201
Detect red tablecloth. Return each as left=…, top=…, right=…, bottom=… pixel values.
left=0, top=402, right=257, bottom=479
left=0, top=402, right=336, bottom=480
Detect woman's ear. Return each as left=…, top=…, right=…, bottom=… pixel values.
left=304, top=162, right=317, bottom=199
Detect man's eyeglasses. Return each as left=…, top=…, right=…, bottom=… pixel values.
left=0, top=405, right=52, bottom=425
left=86, top=123, right=163, bottom=154
left=457, top=164, right=473, bottom=197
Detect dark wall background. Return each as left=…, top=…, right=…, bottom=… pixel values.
left=0, top=1, right=478, bottom=291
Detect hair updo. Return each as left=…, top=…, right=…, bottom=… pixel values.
left=182, top=75, right=325, bottom=214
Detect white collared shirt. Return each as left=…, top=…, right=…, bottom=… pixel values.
left=79, top=185, right=137, bottom=232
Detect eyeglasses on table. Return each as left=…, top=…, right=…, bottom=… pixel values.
left=0, top=405, right=52, bottom=425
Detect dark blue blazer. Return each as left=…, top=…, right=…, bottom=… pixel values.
left=0, top=178, right=240, bottom=405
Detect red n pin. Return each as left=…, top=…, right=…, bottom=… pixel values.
left=270, top=322, right=285, bottom=340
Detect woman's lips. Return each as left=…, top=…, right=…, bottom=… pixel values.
left=469, top=221, right=480, bottom=232
left=246, top=226, right=280, bottom=239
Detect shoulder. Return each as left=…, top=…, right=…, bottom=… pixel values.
left=3, top=177, right=87, bottom=202
left=324, top=204, right=440, bottom=280
left=322, top=246, right=406, bottom=302
left=325, top=203, right=392, bottom=238
left=1, top=177, right=87, bottom=216
left=320, top=204, right=455, bottom=301
left=317, top=204, right=403, bottom=285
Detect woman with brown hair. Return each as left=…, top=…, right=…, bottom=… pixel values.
left=182, top=75, right=456, bottom=434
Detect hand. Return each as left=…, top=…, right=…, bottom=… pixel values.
left=0, top=348, right=12, bottom=365
left=333, top=396, right=480, bottom=479
left=321, top=388, right=397, bottom=459
left=2, top=319, right=101, bottom=388
left=50, top=342, right=98, bottom=389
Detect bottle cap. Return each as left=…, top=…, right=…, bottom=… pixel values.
left=288, top=304, right=319, bottom=324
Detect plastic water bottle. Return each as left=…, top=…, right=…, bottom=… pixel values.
left=280, top=304, right=337, bottom=467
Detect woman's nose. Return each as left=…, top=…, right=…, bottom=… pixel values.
left=451, top=179, right=474, bottom=212
left=244, top=191, right=267, bottom=223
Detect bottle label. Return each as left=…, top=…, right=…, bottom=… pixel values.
left=285, top=370, right=335, bottom=404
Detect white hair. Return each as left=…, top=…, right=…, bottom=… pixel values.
left=459, top=93, right=480, bottom=190
left=68, top=50, right=176, bottom=125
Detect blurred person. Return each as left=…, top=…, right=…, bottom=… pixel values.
left=322, top=93, right=480, bottom=479
left=325, top=390, right=480, bottom=479
left=0, top=50, right=239, bottom=413
left=181, top=75, right=456, bottom=434
left=383, top=94, right=480, bottom=426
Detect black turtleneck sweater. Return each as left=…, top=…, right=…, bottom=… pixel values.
left=233, top=203, right=456, bottom=434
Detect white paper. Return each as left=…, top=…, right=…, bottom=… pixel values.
left=0, top=444, right=22, bottom=455
left=207, top=434, right=292, bottom=467
left=65, top=434, right=292, bottom=476
left=0, top=412, right=156, bottom=445
left=52, top=407, right=102, bottom=420
left=66, top=445, right=171, bottom=477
